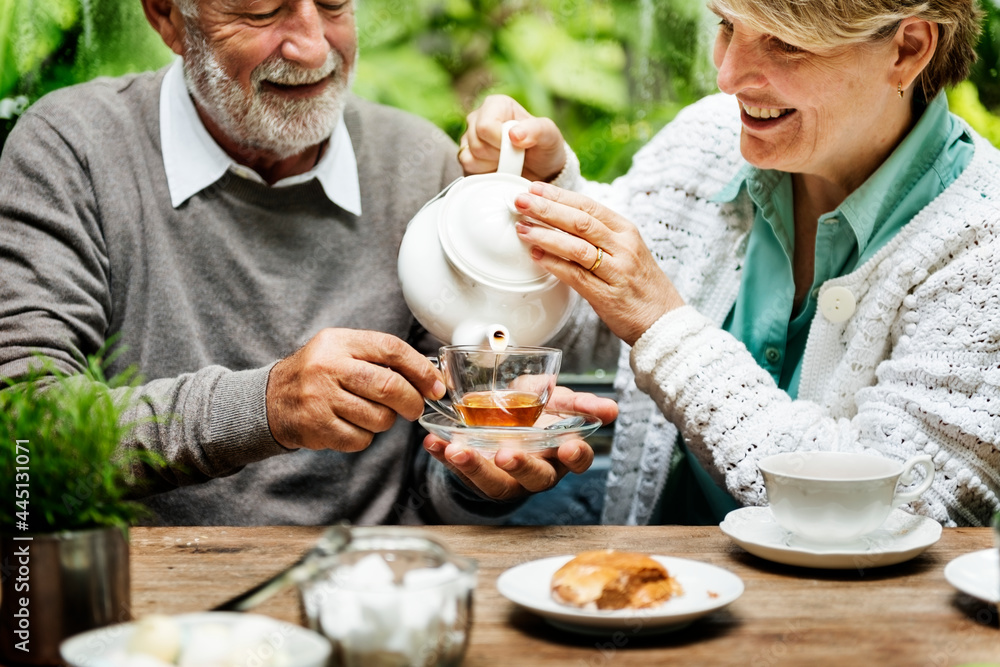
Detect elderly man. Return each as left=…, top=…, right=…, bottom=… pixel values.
left=0, top=0, right=615, bottom=525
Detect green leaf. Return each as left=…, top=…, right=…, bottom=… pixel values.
left=354, top=45, right=463, bottom=130
left=544, top=0, right=617, bottom=38
left=541, top=44, right=628, bottom=112
left=443, top=0, right=476, bottom=21
left=10, top=0, right=78, bottom=78
left=70, top=0, right=173, bottom=83
left=948, top=81, right=1000, bottom=148
left=483, top=56, right=555, bottom=119
left=0, top=0, right=17, bottom=99
left=356, top=0, right=434, bottom=49
left=497, top=15, right=627, bottom=113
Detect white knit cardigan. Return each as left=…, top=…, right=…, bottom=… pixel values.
left=556, top=93, right=1000, bottom=527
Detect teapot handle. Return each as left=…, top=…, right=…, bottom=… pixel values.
left=497, top=120, right=526, bottom=177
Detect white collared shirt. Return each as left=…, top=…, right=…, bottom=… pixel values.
left=159, top=58, right=362, bottom=215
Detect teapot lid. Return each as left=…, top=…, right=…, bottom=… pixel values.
left=438, top=173, right=552, bottom=289
left=438, top=121, right=555, bottom=290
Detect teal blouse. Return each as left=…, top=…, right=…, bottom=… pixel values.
left=656, top=93, right=974, bottom=525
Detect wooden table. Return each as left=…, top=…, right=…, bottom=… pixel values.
left=129, top=525, right=998, bottom=666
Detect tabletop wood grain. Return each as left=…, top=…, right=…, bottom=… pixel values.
left=125, top=525, right=998, bottom=666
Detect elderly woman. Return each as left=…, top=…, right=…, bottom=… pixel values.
left=453, top=0, right=999, bottom=527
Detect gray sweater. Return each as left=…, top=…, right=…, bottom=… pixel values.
left=0, top=68, right=509, bottom=525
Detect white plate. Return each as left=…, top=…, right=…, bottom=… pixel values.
left=419, top=409, right=601, bottom=454
left=496, top=555, right=743, bottom=635
left=945, top=548, right=999, bottom=604
left=61, top=612, right=331, bottom=667
left=720, top=506, right=942, bottom=569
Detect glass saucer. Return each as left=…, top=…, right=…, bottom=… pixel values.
left=418, top=410, right=601, bottom=454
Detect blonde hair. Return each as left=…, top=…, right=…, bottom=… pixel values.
left=707, top=0, right=983, bottom=104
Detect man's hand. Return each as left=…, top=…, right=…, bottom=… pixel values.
left=422, top=386, right=618, bottom=502
left=267, top=328, right=445, bottom=452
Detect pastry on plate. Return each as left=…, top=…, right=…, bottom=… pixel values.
left=551, top=550, right=683, bottom=611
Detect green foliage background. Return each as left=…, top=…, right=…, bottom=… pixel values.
left=1, top=0, right=999, bottom=179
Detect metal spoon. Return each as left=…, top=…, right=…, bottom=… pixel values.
left=211, top=524, right=351, bottom=612
left=540, top=414, right=587, bottom=430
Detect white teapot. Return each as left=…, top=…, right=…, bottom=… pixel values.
left=397, top=121, right=577, bottom=346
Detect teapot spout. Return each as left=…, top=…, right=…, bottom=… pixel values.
left=451, top=322, right=512, bottom=349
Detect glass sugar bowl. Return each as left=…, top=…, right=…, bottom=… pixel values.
left=298, top=527, right=477, bottom=667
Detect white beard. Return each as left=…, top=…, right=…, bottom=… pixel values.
left=181, top=22, right=353, bottom=160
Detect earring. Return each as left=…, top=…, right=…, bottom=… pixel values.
left=897, top=81, right=904, bottom=98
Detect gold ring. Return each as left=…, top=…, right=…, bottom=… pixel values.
left=457, top=144, right=469, bottom=160
left=588, top=247, right=604, bottom=272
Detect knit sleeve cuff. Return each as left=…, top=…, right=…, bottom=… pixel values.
left=550, top=142, right=583, bottom=191
left=629, top=305, right=716, bottom=401
left=206, top=364, right=289, bottom=471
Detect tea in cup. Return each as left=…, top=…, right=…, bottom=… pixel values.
left=425, top=345, right=561, bottom=427
left=758, top=451, right=935, bottom=544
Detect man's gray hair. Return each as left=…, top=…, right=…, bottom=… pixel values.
left=174, top=0, right=198, bottom=18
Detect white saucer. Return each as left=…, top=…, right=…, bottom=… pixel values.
left=496, top=555, right=743, bottom=635
left=61, top=612, right=331, bottom=667
left=419, top=410, right=601, bottom=454
left=719, top=506, right=942, bottom=569
left=945, top=548, right=999, bottom=604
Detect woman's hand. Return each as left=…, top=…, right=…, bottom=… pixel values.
left=459, top=94, right=567, bottom=183
left=513, top=182, right=686, bottom=346
left=422, top=387, right=617, bottom=502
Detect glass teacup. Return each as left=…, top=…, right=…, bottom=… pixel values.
left=425, top=345, right=561, bottom=428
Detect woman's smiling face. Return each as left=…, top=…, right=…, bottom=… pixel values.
left=712, top=8, right=906, bottom=191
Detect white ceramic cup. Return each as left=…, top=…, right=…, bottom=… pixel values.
left=758, top=451, right=935, bottom=544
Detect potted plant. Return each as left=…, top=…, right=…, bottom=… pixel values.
left=0, top=348, right=158, bottom=665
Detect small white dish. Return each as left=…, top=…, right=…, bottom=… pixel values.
left=944, top=549, right=999, bottom=604
left=61, top=611, right=331, bottom=667
left=719, top=506, right=942, bottom=569
left=419, top=409, right=601, bottom=453
left=496, top=555, right=743, bottom=635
